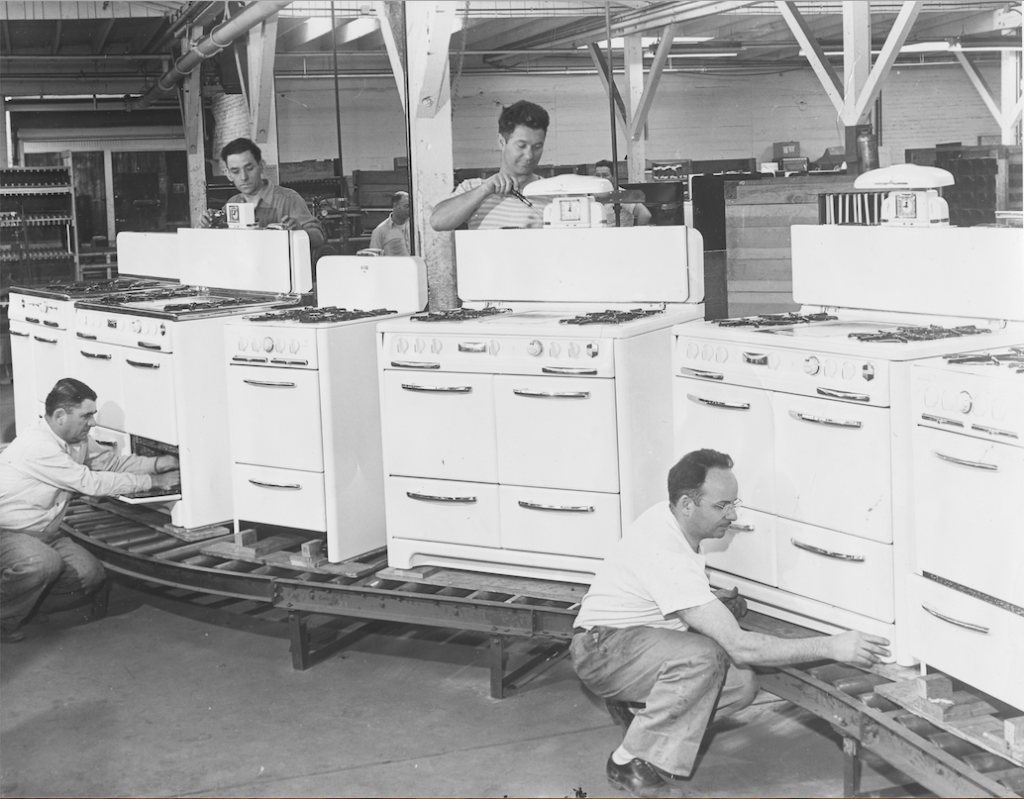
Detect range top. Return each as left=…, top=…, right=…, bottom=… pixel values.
left=560, top=308, right=665, bottom=326
left=410, top=307, right=512, bottom=323
left=244, top=306, right=397, bottom=324
left=91, top=287, right=204, bottom=304
left=718, top=312, right=838, bottom=328
left=78, top=287, right=296, bottom=321
left=942, top=347, right=1024, bottom=374
left=13, top=278, right=166, bottom=300
left=848, top=325, right=992, bottom=343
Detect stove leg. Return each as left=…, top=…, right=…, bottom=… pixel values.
left=843, top=736, right=863, bottom=798
left=489, top=635, right=508, bottom=699
left=289, top=611, right=312, bottom=671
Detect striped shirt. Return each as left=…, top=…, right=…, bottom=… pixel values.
left=451, top=177, right=549, bottom=230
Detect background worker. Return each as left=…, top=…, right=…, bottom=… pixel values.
left=595, top=160, right=652, bottom=227
left=572, top=448, right=890, bottom=798
left=199, top=137, right=326, bottom=251
left=0, top=378, right=179, bottom=643
left=370, top=191, right=411, bottom=256
left=431, top=100, right=550, bottom=231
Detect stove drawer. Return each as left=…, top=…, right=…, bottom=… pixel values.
left=500, top=485, right=620, bottom=559
left=673, top=378, right=775, bottom=513
left=233, top=464, right=327, bottom=532
left=913, top=427, right=1023, bottom=606
left=776, top=519, right=893, bottom=622
left=385, top=476, right=500, bottom=548
left=227, top=365, right=324, bottom=471
left=72, top=340, right=125, bottom=431
left=774, top=395, right=891, bottom=543
left=121, top=347, right=177, bottom=445
left=382, top=371, right=497, bottom=482
left=907, top=575, right=1024, bottom=711
left=702, top=506, right=777, bottom=587
left=495, top=375, right=618, bottom=492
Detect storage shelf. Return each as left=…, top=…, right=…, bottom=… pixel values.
left=0, top=165, right=79, bottom=286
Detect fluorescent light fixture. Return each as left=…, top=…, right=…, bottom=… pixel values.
left=579, top=35, right=712, bottom=49
left=952, top=44, right=1023, bottom=52
left=669, top=52, right=739, bottom=58
left=800, top=40, right=1019, bottom=57
left=901, top=41, right=950, bottom=53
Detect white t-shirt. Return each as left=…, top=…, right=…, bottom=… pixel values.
left=573, top=501, right=716, bottom=632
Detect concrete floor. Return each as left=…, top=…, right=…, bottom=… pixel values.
left=0, top=578, right=920, bottom=799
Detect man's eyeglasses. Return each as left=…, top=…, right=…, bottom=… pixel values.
left=693, top=497, right=743, bottom=513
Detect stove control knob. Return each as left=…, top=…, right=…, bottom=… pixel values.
left=702, top=344, right=714, bottom=361
left=131, top=320, right=141, bottom=334
left=488, top=340, right=500, bottom=356
left=842, top=361, right=855, bottom=380
left=923, top=387, right=939, bottom=407
left=768, top=353, right=780, bottom=370
left=568, top=342, right=581, bottom=358
left=238, top=337, right=248, bottom=351
left=803, top=356, right=820, bottom=376
left=252, top=336, right=261, bottom=352
left=263, top=337, right=274, bottom=353
left=549, top=342, right=561, bottom=358
left=431, top=338, right=442, bottom=354
left=957, top=391, right=973, bottom=415
left=824, top=359, right=837, bottom=378
left=686, top=342, right=699, bottom=360
left=716, top=347, right=727, bottom=363
left=275, top=339, right=284, bottom=353
left=527, top=339, right=543, bottom=357
left=414, top=338, right=425, bottom=353
left=587, top=342, right=600, bottom=358
left=396, top=338, right=409, bottom=354
left=862, top=363, right=875, bottom=382
left=289, top=340, right=299, bottom=354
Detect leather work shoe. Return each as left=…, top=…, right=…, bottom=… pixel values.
left=606, top=699, right=638, bottom=732
left=606, top=754, right=675, bottom=798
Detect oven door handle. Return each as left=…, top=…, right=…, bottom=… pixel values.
left=790, top=538, right=865, bottom=562
left=742, top=352, right=767, bottom=365
left=391, top=360, right=441, bottom=370
left=406, top=491, right=477, bottom=504
left=43, top=320, right=59, bottom=328
left=248, top=479, right=302, bottom=490
left=518, top=500, right=595, bottom=513
left=126, top=359, right=160, bottom=369
left=93, top=439, right=118, bottom=448
left=687, top=393, right=750, bottom=411
left=33, top=335, right=58, bottom=344
left=921, top=413, right=964, bottom=428
left=243, top=379, right=297, bottom=388
left=679, top=366, right=724, bottom=381
left=80, top=350, right=112, bottom=360
left=77, top=332, right=98, bottom=340
left=401, top=383, right=472, bottom=394
left=138, top=341, right=162, bottom=350
left=541, top=366, right=598, bottom=376
left=789, top=410, right=862, bottom=429
left=457, top=342, right=488, bottom=353
left=922, top=603, right=990, bottom=634
left=727, top=523, right=754, bottom=532
left=25, top=316, right=41, bottom=324
left=10, top=330, right=29, bottom=338
left=933, top=451, right=999, bottom=471
left=513, top=389, right=590, bottom=399
left=816, top=387, right=870, bottom=402
left=970, top=423, right=1018, bottom=440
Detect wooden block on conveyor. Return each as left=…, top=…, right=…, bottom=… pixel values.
left=200, top=533, right=304, bottom=562
left=915, top=673, right=954, bottom=700
left=1004, top=717, right=1024, bottom=761
left=159, top=521, right=232, bottom=542
left=261, top=549, right=380, bottom=578
left=288, top=540, right=328, bottom=568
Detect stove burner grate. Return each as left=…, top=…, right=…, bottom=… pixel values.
left=849, top=324, right=992, bottom=344
left=246, top=306, right=396, bottom=323
left=717, top=312, right=838, bottom=328
left=560, top=308, right=665, bottom=326
left=162, top=297, right=268, bottom=313
left=44, top=278, right=160, bottom=294
left=411, top=307, right=512, bottom=322
left=944, top=347, right=1024, bottom=372
left=94, top=287, right=203, bottom=304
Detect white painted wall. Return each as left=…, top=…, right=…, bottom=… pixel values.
left=276, top=63, right=1006, bottom=173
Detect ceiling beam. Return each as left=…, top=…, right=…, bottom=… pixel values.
left=629, top=23, right=676, bottom=142
left=588, top=41, right=629, bottom=135
left=776, top=1, right=843, bottom=114
left=850, top=0, right=924, bottom=124
left=91, top=17, right=115, bottom=54
left=249, top=13, right=278, bottom=144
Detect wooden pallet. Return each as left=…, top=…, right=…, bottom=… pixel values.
left=375, top=564, right=588, bottom=606
left=200, top=530, right=386, bottom=579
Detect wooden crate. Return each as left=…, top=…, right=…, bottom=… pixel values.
left=724, top=174, right=857, bottom=317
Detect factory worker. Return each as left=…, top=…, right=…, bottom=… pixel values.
left=571, top=448, right=890, bottom=798
left=0, top=378, right=179, bottom=643
left=370, top=191, right=412, bottom=256
left=595, top=160, right=652, bottom=227
left=199, top=137, right=326, bottom=250
left=430, top=100, right=550, bottom=231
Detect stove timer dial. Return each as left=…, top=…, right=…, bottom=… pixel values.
left=803, top=356, right=820, bottom=376
left=957, top=391, right=973, bottom=414
left=527, top=339, right=544, bottom=357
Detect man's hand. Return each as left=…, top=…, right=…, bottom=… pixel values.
left=199, top=209, right=215, bottom=228
left=278, top=215, right=299, bottom=231
left=154, top=455, right=179, bottom=474
left=483, top=172, right=521, bottom=197
left=151, top=471, right=180, bottom=490
left=830, top=631, right=891, bottom=668
left=715, top=586, right=747, bottom=620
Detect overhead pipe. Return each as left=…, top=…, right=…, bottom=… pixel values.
left=133, top=0, right=292, bottom=110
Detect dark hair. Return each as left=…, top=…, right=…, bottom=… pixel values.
left=667, top=449, right=734, bottom=506
left=45, top=378, right=97, bottom=417
left=391, top=190, right=410, bottom=207
left=596, top=159, right=614, bottom=170
left=220, top=137, right=261, bottom=164
left=498, top=100, right=549, bottom=139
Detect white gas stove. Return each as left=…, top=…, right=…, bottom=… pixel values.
left=673, top=225, right=1024, bottom=665
left=68, top=228, right=312, bottom=533
left=223, top=257, right=427, bottom=562
left=379, top=226, right=706, bottom=582
left=907, top=346, right=1024, bottom=709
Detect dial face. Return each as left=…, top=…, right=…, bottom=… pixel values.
left=895, top=192, right=918, bottom=219
left=557, top=197, right=581, bottom=221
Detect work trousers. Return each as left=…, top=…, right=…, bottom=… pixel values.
left=570, top=625, right=759, bottom=777
left=0, top=531, right=105, bottom=629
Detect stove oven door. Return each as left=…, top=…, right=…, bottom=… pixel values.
left=673, top=377, right=775, bottom=513
left=702, top=506, right=777, bottom=587
left=72, top=339, right=125, bottom=431
left=386, top=476, right=501, bottom=547
left=382, top=370, right=497, bottom=482
left=499, top=485, right=620, bottom=559
left=913, top=427, right=1023, bottom=606
left=773, top=394, right=891, bottom=543
left=495, top=375, right=618, bottom=492
left=120, top=346, right=177, bottom=445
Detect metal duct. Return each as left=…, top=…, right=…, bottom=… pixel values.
left=133, top=0, right=292, bottom=110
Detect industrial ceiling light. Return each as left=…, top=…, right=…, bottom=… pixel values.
left=578, top=35, right=712, bottom=49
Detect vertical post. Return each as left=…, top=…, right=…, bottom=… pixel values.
left=842, top=2, right=871, bottom=174
left=1001, top=49, right=1021, bottom=145
left=624, top=33, right=646, bottom=184
left=842, top=736, right=862, bottom=798
left=183, top=26, right=207, bottom=227
left=489, top=635, right=507, bottom=699
left=0, top=93, right=8, bottom=167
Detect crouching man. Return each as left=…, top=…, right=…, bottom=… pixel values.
left=0, top=378, right=179, bottom=642
left=571, top=448, right=890, bottom=798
